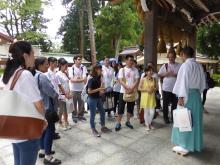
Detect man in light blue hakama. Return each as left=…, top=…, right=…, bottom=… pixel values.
left=171, top=47, right=206, bottom=155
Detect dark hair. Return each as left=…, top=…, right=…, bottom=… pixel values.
left=90, top=65, right=102, bottom=77
left=3, top=41, right=32, bottom=84
left=134, top=60, right=137, bottom=64
left=35, top=57, right=47, bottom=70
left=182, top=46, right=195, bottom=58
left=73, top=55, right=82, bottom=61
left=58, top=58, right=68, bottom=70
left=103, top=56, right=109, bottom=60
left=125, top=55, right=134, bottom=60
left=48, top=57, right=57, bottom=64
left=167, top=49, right=176, bottom=58
left=144, top=66, right=153, bottom=77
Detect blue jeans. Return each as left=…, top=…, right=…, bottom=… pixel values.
left=12, top=139, right=40, bottom=165
left=40, top=121, right=55, bottom=155
left=88, top=97, right=105, bottom=129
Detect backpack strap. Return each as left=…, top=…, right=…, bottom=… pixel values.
left=10, top=69, right=24, bottom=90
left=165, top=63, right=168, bottom=71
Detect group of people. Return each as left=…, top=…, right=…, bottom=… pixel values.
left=0, top=40, right=209, bottom=165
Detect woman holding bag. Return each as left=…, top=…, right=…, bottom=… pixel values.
left=34, top=57, right=61, bottom=165
left=56, top=58, right=72, bottom=131
left=1, top=41, right=46, bottom=165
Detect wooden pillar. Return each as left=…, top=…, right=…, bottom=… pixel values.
left=188, top=27, right=196, bottom=50
left=144, top=1, right=158, bottom=67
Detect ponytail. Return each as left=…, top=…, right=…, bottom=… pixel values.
left=3, top=41, right=32, bottom=84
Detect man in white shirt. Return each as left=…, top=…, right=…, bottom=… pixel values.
left=115, top=55, right=139, bottom=131
left=158, top=51, right=181, bottom=124
left=102, top=57, right=114, bottom=117
left=69, top=55, right=87, bottom=123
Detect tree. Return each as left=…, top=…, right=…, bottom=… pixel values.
left=95, top=0, right=142, bottom=57
left=0, top=0, right=51, bottom=51
left=59, top=0, right=100, bottom=60
left=197, top=23, right=220, bottom=59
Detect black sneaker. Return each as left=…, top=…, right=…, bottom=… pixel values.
left=125, top=121, right=134, bottom=129
left=72, top=118, right=78, bottom=123
left=92, top=129, right=101, bottom=137
left=53, top=133, right=60, bottom=140
left=44, top=157, right=61, bottom=165
left=101, top=127, right=112, bottom=133
left=115, top=123, right=121, bottom=132
left=39, top=151, right=55, bottom=158
left=79, top=116, right=87, bottom=122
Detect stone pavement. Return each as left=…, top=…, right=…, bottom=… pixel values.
left=0, top=87, right=220, bottom=165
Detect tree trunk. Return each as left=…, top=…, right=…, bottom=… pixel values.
left=115, top=35, right=121, bottom=58
left=79, top=8, right=84, bottom=58
left=87, top=0, right=97, bottom=66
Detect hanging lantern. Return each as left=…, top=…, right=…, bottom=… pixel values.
left=176, top=41, right=182, bottom=55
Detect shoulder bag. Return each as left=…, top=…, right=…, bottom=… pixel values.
left=0, top=69, right=45, bottom=140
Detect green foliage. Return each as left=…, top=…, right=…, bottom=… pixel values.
left=0, top=0, right=51, bottom=52
left=0, top=69, right=3, bottom=76
left=211, top=74, right=220, bottom=87
left=59, top=0, right=99, bottom=60
left=197, top=23, right=220, bottom=59
left=95, top=0, right=142, bottom=57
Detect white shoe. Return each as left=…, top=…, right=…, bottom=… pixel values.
left=173, top=146, right=189, bottom=156
left=145, top=125, right=150, bottom=131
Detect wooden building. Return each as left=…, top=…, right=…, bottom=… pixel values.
left=110, top=0, right=220, bottom=67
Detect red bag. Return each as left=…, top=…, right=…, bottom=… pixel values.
left=139, top=108, right=145, bottom=124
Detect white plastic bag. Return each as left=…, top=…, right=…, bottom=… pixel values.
left=173, top=106, right=192, bottom=132
left=66, top=99, right=74, bottom=114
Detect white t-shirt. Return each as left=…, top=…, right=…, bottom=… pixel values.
left=158, top=63, right=181, bottom=92
left=69, top=64, right=87, bottom=92
left=113, top=71, right=121, bottom=92
left=45, top=68, right=60, bottom=94
left=118, top=66, right=139, bottom=94
left=3, top=68, right=42, bottom=143
left=56, top=71, right=70, bottom=100
left=102, top=65, right=114, bottom=88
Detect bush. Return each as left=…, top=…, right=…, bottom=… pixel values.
left=211, top=74, right=220, bottom=87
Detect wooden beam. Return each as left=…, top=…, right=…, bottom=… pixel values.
left=144, top=1, right=158, bottom=67
left=193, top=0, right=210, bottom=12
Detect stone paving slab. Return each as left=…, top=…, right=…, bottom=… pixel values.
left=0, top=87, right=220, bottom=165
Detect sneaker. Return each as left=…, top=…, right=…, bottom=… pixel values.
left=44, top=157, right=61, bottom=165
left=53, top=133, right=60, bottom=140
left=125, top=121, right=134, bottom=129
left=145, top=126, right=150, bottom=131
left=79, top=116, right=87, bottom=122
left=39, top=151, right=55, bottom=158
left=72, top=118, right=78, bottom=123
left=101, top=127, right=112, bottom=133
left=92, top=129, right=101, bottom=137
left=115, top=123, right=121, bottom=132
left=150, top=125, right=155, bottom=130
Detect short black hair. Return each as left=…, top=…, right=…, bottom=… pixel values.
left=125, top=55, right=134, bottom=60
left=73, top=55, right=82, bottom=61
left=182, top=46, right=195, bottom=58
left=35, top=57, right=47, bottom=70
left=48, top=57, right=57, bottom=64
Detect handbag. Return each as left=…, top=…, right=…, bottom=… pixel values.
left=173, top=106, right=192, bottom=132
left=0, top=69, right=45, bottom=140
left=122, top=68, right=136, bottom=102
left=37, top=73, right=59, bottom=123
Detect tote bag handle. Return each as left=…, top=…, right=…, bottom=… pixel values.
left=10, top=69, right=24, bottom=90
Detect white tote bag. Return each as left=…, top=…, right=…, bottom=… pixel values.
left=66, top=99, right=74, bottom=114
left=173, top=106, right=192, bottom=132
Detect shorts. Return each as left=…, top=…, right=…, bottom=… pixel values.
left=58, top=100, right=67, bottom=113
left=118, top=93, right=135, bottom=115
